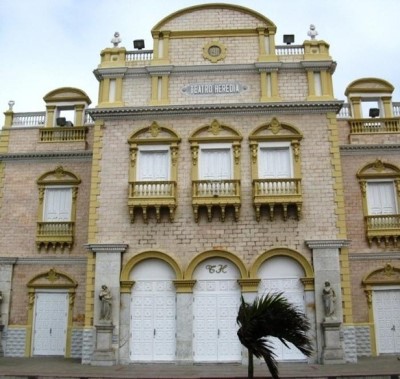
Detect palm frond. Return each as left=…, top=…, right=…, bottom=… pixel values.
left=237, top=293, right=313, bottom=379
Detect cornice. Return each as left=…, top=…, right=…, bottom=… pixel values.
left=349, top=252, right=400, bottom=261
left=89, top=101, right=343, bottom=120
left=85, top=243, right=129, bottom=254
left=305, top=239, right=350, bottom=249
left=0, top=257, right=86, bottom=265
left=0, top=151, right=93, bottom=162
left=97, top=61, right=336, bottom=78
left=340, top=144, right=400, bottom=156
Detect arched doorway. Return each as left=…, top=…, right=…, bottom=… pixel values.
left=257, top=256, right=307, bottom=361
left=192, top=257, right=242, bottom=362
left=129, top=258, right=177, bottom=361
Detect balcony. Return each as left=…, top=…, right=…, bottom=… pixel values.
left=349, top=118, right=400, bottom=134
left=365, top=214, right=400, bottom=246
left=36, top=221, right=74, bottom=250
left=192, top=179, right=241, bottom=222
left=39, top=126, right=88, bottom=142
left=128, top=181, right=177, bottom=223
left=253, top=178, right=302, bottom=221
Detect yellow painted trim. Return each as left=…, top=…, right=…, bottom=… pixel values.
left=152, top=4, right=276, bottom=32
left=43, top=87, right=91, bottom=104
left=249, top=247, right=314, bottom=279
left=85, top=120, right=104, bottom=327
left=345, top=77, right=394, bottom=96
left=326, top=112, right=353, bottom=323
left=121, top=251, right=183, bottom=282
left=189, top=120, right=243, bottom=141
left=185, top=250, right=248, bottom=280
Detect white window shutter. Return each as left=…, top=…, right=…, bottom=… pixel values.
left=259, top=147, right=291, bottom=178
left=200, top=148, right=232, bottom=180
left=367, top=182, right=397, bottom=215
left=138, top=150, right=169, bottom=181
left=44, top=188, right=72, bottom=221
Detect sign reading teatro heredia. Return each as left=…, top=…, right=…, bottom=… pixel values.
left=182, top=82, right=247, bottom=96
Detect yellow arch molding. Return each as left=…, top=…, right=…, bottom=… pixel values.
left=121, top=250, right=183, bottom=282
left=249, top=247, right=314, bottom=280
left=185, top=249, right=248, bottom=280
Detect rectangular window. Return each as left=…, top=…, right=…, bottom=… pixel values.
left=43, top=187, right=72, bottom=221
left=314, top=72, right=322, bottom=96
left=367, top=181, right=397, bottom=215
left=137, top=147, right=170, bottom=181
left=199, top=145, right=232, bottom=180
left=258, top=142, right=292, bottom=178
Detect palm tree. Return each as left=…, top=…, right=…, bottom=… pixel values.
left=237, top=293, right=312, bottom=379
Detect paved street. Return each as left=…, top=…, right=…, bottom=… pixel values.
left=0, top=355, right=400, bottom=378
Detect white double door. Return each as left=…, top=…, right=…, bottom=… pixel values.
left=130, top=281, right=176, bottom=361
left=259, top=277, right=307, bottom=361
left=32, top=292, right=68, bottom=356
left=373, top=288, right=400, bottom=354
left=193, top=282, right=241, bottom=362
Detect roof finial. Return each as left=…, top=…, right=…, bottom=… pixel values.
left=8, top=100, right=15, bottom=111
left=307, top=24, right=318, bottom=40
left=111, top=32, right=122, bottom=47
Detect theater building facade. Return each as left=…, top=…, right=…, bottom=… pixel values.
left=0, top=3, right=399, bottom=365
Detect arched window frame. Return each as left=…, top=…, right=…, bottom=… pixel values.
left=128, top=122, right=181, bottom=223
left=249, top=117, right=303, bottom=221
left=36, top=166, right=81, bottom=251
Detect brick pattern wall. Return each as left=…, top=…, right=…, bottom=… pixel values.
left=96, top=112, right=339, bottom=271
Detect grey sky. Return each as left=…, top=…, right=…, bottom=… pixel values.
left=1, top=0, right=399, bottom=113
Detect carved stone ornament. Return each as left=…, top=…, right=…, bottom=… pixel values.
left=292, top=141, right=300, bottom=162
left=54, top=166, right=66, bottom=178
left=130, top=147, right=137, bottom=168
left=384, top=263, right=394, bottom=276
left=251, top=144, right=258, bottom=164
left=171, top=146, right=178, bottom=166
left=209, top=120, right=222, bottom=135
left=234, top=145, right=241, bottom=165
left=191, top=146, right=199, bottom=166
left=269, top=117, right=281, bottom=134
left=46, top=268, right=60, bottom=283
left=149, top=122, right=161, bottom=137
left=373, top=159, right=385, bottom=172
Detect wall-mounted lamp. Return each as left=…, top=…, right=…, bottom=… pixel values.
left=369, top=108, right=380, bottom=118
left=283, top=35, right=295, bottom=45
left=133, top=40, right=145, bottom=50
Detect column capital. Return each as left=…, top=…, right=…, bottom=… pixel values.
left=305, top=240, right=350, bottom=249
left=85, top=243, right=128, bottom=254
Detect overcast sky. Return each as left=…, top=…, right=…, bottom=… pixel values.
left=1, top=0, right=399, bottom=114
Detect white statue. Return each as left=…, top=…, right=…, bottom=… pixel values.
left=111, top=32, right=121, bottom=47
left=99, top=285, right=112, bottom=321
left=307, top=24, right=318, bottom=40
left=322, top=281, right=336, bottom=319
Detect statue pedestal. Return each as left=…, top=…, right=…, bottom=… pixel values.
left=322, top=318, right=345, bottom=364
left=0, top=325, right=4, bottom=357
left=91, top=322, right=115, bottom=366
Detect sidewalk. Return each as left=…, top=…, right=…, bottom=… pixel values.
left=1, top=356, right=400, bottom=379
left=0, top=356, right=400, bottom=379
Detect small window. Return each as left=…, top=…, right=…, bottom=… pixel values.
left=199, top=145, right=232, bottom=181
left=259, top=142, right=292, bottom=179
left=367, top=181, right=397, bottom=215
left=43, top=187, right=72, bottom=221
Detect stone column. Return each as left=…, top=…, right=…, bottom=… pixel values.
left=0, top=258, right=16, bottom=356
left=86, top=244, right=128, bottom=365
left=306, top=240, right=348, bottom=364
left=174, top=280, right=196, bottom=363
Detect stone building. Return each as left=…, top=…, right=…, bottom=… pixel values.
left=0, top=3, right=399, bottom=365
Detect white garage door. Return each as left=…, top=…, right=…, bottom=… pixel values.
left=193, top=258, right=242, bottom=362
left=258, top=256, right=307, bottom=362
left=130, top=259, right=176, bottom=361
left=33, top=292, right=68, bottom=356
left=373, top=289, right=400, bottom=354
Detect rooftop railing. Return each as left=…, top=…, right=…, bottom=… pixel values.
left=9, top=111, right=94, bottom=127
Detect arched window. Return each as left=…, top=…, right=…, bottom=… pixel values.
left=36, top=166, right=81, bottom=251
left=357, top=159, right=400, bottom=246
left=249, top=117, right=303, bottom=221
left=128, top=122, right=181, bottom=223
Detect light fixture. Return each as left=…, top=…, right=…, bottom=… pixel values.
left=133, top=39, right=145, bottom=50
left=283, top=34, right=295, bottom=45
left=369, top=108, right=380, bottom=118
left=56, top=117, right=67, bottom=126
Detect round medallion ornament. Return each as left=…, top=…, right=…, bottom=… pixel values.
left=203, top=41, right=227, bottom=63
